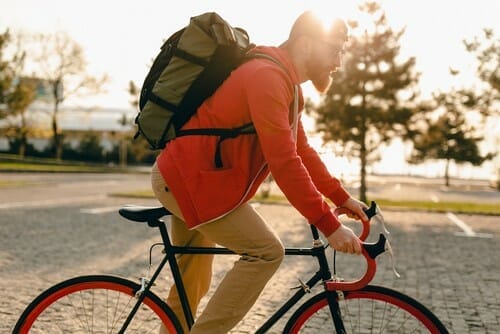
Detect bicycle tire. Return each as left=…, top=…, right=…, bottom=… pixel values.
left=284, top=285, right=448, bottom=333
left=14, top=275, right=183, bottom=334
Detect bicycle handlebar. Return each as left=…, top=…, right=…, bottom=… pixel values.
left=326, top=201, right=389, bottom=291
left=326, top=233, right=386, bottom=291
left=333, top=200, right=377, bottom=241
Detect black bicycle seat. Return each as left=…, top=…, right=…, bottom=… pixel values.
left=119, top=205, right=171, bottom=223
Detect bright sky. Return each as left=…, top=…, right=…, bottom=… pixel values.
left=1, top=0, right=498, bottom=108
left=0, top=0, right=498, bottom=178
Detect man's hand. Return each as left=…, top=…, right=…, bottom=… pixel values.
left=327, top=224, right=362, bottom=254
left=341, top=197, right=369, bottom=222
left=326, top=197, right=369, bottom=255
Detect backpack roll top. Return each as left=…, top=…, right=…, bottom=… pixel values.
left=136, top=12, right=252, bottom=150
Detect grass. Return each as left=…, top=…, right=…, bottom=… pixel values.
left=0, top=153, right=135, bottom=173
left=373, top=198, right=500, bottom=216
left=112, top=191, right=500, bottom=216
left=0, top=180, right=43, bottom=188
left=2, top=154, right=497, bottom=215
left=0, top=161, right=117, bottom=173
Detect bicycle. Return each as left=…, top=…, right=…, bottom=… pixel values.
left=14, top=201, right=449, bottom=333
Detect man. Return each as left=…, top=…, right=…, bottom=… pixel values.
left=152, top=11, right=367, bottom=333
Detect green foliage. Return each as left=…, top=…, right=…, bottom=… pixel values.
left=66, top=133, right=104, bottom=162
left=30, top=31, right=108, bottom=160
left=0, top=30, right=38, bottom=157
left=461, top=29, right=499, bottom=118
left=409, top=90, right=493, bottom=185
left=464, top=29, right=500, bottom=94
left=0, top=30, right=14, bottom=114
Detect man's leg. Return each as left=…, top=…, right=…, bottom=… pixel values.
left=190, top=203, right=285, bottom=334
left=152, top=163, right=214, bottom=333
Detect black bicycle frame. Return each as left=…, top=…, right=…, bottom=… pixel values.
left=120, top=219, right=346, bottom=334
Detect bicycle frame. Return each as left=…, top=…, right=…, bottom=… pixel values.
left=119, top=202, right=384, bottom=334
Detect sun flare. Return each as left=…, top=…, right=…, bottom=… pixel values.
left=308, top=0, right=374, bottom=35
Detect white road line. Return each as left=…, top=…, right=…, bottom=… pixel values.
left=0, top=195, right=107, bottom=210
left=446, top=212, right=493, bottom=238
left=80, top=206, right=121, bottom=214
left=446, top=212, right=475, bottom=236
left=430, top=195, right=440, bottom=203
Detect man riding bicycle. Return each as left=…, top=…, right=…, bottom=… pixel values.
left=151, top=11, right=368, bottom=333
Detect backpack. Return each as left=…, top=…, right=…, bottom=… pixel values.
left=136, top=12, right=260, bottom=151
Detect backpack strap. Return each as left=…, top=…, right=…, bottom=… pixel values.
left=247, top=52, right=300, bottom=140
left=177, top=53, right=297, bottom=168
left=177, top=123, right=255, bottom=168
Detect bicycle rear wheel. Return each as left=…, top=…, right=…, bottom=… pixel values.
left=14, top=275, right=183, bottom=333
left=284, top=285, right=448, bottom=333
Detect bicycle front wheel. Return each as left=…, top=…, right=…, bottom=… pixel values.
left=14, top=275, right=183, bottom=333
left=284, top=285, right=448, bottom=333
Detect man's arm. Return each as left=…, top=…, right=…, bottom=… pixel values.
left=295, top=119, right=369, bottom=220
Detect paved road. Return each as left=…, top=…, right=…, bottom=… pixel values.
left=0, top=172, right=499, bottom=333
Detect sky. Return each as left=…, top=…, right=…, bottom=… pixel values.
left=1, top=0, right=498, bottom=108
left=0, top=0, right=498, bottom=178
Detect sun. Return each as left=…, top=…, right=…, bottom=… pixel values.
left=306, top=0, right=372, bottom=34
left=307, top=1, right=360, bottom=27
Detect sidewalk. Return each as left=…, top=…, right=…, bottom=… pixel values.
left=2, top=202, right=498, bottom=333
left=229, top=204, right=500, bottom=333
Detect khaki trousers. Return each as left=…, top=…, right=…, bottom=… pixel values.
left=151, top=163, right=284, bottom=334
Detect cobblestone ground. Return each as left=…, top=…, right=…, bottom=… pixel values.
left=1, top=201, right=499, bottom=333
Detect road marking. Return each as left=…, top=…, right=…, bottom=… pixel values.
left=430, top=195, right=440, bottom=203
left=446, top=212, right=493, bottom=238
left=0, top=195, right=107, bottom=210
left=80, top=206, right=121, bottom=214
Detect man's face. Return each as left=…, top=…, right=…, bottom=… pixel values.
left=306, top=38, right=345, bottom=93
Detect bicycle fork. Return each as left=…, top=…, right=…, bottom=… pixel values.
left=310, top=229, right=348, bottom=334
left=325, top=290, right=347, bottom=334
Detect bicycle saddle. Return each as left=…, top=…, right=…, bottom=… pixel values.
left=119, top=205, right=171, bottom=223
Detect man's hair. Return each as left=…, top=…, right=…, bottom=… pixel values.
left=289, top=11, right=348, bottom=44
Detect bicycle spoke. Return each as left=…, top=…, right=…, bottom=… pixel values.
left=110, top=288, right=123, bottom=332
left=70, top=291, right=92, bottom=332
left=21, top=286, right=168, bottom=333
left=285, top=288, right=446, bottom=334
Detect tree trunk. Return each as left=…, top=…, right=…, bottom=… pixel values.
left=52, top=113, right=61, bottom=160
left=18, top=114, right=27, bottom=158
left=119, top=138, right=127, bottom=167
left=360, top=144, right=367, bottom=203
left=444, top=159, right=450, bottom=187
left=359, top=75, right=368, bottom=204
left=18, top=134, right=26, bottom=158
left=51, top=79, right=63, bottom=161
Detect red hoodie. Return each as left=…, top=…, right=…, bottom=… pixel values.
left=156, top=46, right=350, bottom=236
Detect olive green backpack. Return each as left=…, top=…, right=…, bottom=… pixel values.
left=136, top=12, right=254, bottom=151
left=136, top=12, right=290, bottom=169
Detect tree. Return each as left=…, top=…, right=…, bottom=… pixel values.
left=409, top=89, right=493, bottom=186
left=463, top=29, right=499, bottom=189
left=30, top=31, right=108, bottom=160
left=0, top=30, right=12, bottom=111
left=0, top=31, right=37, bottom=157
left=126, top=80, right=158, bottom=164
left=463, top=28, right=499, bottom=109
left=5, top=77, right=37, bottom=157
left=310, top=2, right=420, bottom=202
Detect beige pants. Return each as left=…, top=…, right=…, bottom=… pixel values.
left=151, top=163, right=284, bottom=334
